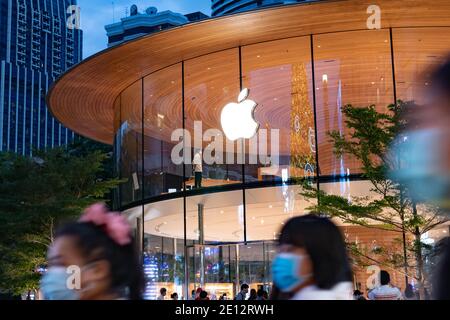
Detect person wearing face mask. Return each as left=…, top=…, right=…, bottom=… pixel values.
left=390, top=59, right=450, bottom=300
left=271, top=214, right=353, bottom=300
left=40, top=203, right=144, bottom=300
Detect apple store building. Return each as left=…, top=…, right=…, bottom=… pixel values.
left=48, top=0, right=450, bottom=300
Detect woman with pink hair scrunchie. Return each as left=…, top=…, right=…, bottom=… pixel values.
left=40, top=203, right=144, bottom=300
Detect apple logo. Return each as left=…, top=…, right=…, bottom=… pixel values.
left=221, top=88, right=259, bottom=141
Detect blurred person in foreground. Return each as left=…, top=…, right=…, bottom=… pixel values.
left=40, top=203, right=144, bottom=300
left=368, top=271, right=402, bottom=300
left=270, top=215, right=353, bottom=300
left=391, top=59, right=450, bottom=300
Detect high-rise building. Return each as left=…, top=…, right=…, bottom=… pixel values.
left=105, top=6, right=209, bottom=48
left=211, top=0, right=310, bottom=16
left=0, top=0, right=82, bottom=155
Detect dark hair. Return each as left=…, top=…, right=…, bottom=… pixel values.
left=277, top=214, right=352, bottom=290
left=191, top=290, right=196, bottom=295
left=353, top=290, right=363, bottom=296
left=431, top=58, right=450, bottom=95
left=380, top=270, right=390, bottom=285
left=433, top=237, right=450, bottom=300
left=241, top=283, right=249, bottom=290
left=171, top=292, right=178, bottom=299
left=55, top=222, right=144, bottom=300
left=160, top=288, right=167, bottom=295
left=257, top=289, right=264, bottom=297
left=199, top=291, right=208, bottom=299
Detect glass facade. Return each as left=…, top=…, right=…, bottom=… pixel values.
left=113, top=27, right=450, bottom=299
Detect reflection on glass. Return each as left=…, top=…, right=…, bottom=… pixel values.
left=245, top=185, right=316, bottom=242
left=140, top=199, right=185, bottom=300
left=119, top=80, right=143, bottom=206
left=143, top=64, right=183, bottom=198
left=393, top=27, right=450, bottom=104
left=314, top=29, right=393, bottom=176
left=242, top=37, right=316, bottom=182
left=184, top=48, right=242, bottom=189
left=186, top=191, right=245, bottom=243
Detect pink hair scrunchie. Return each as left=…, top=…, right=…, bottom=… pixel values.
left=79, top=203, right=132, bottom=246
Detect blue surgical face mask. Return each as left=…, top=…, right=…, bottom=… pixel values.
left=272, top=253, right=311, bottom=293
left=390, top=128, right=450, bottom=207
left=40, top=267, right=80, bottom=300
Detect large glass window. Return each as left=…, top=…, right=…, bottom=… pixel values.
left=242, top=37, right=316, bottom=182
left=313, top=29, right=394, bottom=177
left=393, top=27, right=450, bottom=104
left=119, top=80, right=143, bottom=206
left=143, top=64, right=183, bottom=198
left=140, top=199, right=185, bottom=300
left=184, top=49, right=242, bottom=190
left=186, top=190, right=245, bottom=244
left=245, top=185, right=316, bottom=242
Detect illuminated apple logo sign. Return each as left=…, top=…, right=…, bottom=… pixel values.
left=221, top=88, right=259, bottom=141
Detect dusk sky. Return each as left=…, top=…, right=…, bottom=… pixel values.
left=78, top=0, right=211, bottom=58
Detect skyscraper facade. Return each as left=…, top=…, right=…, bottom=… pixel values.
left=211, top=0, right=311, bottom=16
left=0, top=0, right=82, bottom=155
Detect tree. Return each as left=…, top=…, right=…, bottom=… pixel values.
left=302, top=101, right=449, bottom=297
left=0, top=139, right=122, bottom=296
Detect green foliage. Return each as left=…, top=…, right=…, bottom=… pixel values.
left=302, top=101, right=449, bottom=286
left=0, top=139, right=122, bottom=295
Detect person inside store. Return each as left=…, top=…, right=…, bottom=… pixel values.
left=270, top=214, right=353, bottom=300
left=235, top=283, right=249, bottom=300
left=194, top=287, right=203, bottom=300
left=170, top=292, right=179, bottom=300
left=157, top=288, right=167, bottom=300
left=219, top=293, right=228, bottom=300
left=404, top=284, right=417, bottom=300
left=40, top=203, right=144, bottom=300
left=193, top=149, right=203, bottom=188
left=368, top=271, right=402, bottom=300
left=199, top=290, right=210, bottom=300
left=256, top=289, right=266, bottom=300
left=353, top=290, right=366, bottom=300
left=248, top=289, right=257, bottom=300
left=390, top=58, right=450, bottom=300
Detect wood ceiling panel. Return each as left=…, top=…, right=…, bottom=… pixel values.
left=47, top=0, right=450, bottom=145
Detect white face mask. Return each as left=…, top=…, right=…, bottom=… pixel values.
left=390, top=128, right=450, bottom=206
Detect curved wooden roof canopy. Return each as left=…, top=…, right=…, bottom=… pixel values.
left=47, top=0, right=450, bottom=145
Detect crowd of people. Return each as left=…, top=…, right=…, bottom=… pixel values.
left=155, top=284, right=270, bottom=301
left=39, top=59, right=450, bottom=300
